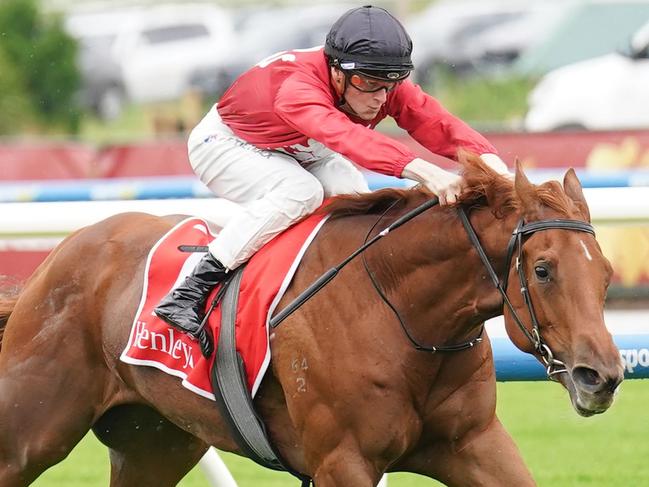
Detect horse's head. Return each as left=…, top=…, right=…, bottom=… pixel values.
left=504, top=162, right=623, bottom=416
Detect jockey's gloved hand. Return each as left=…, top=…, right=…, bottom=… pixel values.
left=480, top=153, right=514, bottom=179
left=401, top=158, right=465, bottom=205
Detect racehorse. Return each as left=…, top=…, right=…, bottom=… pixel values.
left=0, top=154, right=623, bottom=486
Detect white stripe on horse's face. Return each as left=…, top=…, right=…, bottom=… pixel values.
left=580, top=239, right=593, bottom=261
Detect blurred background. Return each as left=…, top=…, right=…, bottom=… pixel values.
left=2, top=1, right=649, bottom=485
left=5, top=0, right=649, bottom=134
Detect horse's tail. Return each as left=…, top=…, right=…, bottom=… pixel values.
left=0, top=281, right=22, bottom=351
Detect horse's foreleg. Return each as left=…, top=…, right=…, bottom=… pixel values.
left=0, top=284, right=115, bottom=487
left=297, top=413, right=383, bottom=486
left=404, top=417, right=536, bottom=487
left=93, top=404, right=208, bottom=487
left=311, top=445, right=383, bottom=487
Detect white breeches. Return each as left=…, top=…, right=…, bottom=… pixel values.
left=188, top=109, right=369, bottom=270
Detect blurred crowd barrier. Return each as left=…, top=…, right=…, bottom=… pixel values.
left=0, top=139, right=189, bottom=180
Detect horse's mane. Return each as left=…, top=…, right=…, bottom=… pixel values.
left=323, top=153, right=574, bottom=219
left=322, top=186, right=420, bottom=218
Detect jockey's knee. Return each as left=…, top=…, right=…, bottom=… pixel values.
left=273, top=178, right=324, bottom=219
left=299, top=181, right=325, bottom=213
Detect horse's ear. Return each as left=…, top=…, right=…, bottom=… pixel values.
left=563, top=168, right=591, bottom=222
left=514, top=160, right=540, bottom=217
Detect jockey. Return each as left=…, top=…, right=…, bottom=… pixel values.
left=154, top=5, right=510, bottom=354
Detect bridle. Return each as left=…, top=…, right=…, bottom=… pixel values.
left=458, top=208, right=596, bottom=380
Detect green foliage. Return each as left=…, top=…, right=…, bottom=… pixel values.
left=427, top=70, right=537, bottom=129
left=31, top=381, right=649, bottom=486
left=0, top=47, right=34, bottom=134
left=0, top=0, right=81, bottom=134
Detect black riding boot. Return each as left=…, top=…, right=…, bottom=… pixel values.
left=154, top=253, right=228, bottom=357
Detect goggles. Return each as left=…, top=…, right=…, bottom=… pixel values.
left=348, top=72, right=401, bottom=93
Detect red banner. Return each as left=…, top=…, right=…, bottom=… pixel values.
left=2, top=130, right=649, bottom=180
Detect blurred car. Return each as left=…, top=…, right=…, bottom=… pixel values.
left=188, top=4, right=354, bottom=101
left=465, top=2, right=574, bottom=70
left=65, top=8, right=137, bottom=119
left=65, top=4, right=235, bottom=119
left=524, top=19, right=649, bottom=131
left=407, top=0, right=571, bottom=86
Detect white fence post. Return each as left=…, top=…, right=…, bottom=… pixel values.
left=199, top=448, right=238, bottom=487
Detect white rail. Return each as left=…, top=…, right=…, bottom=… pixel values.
left=1, top=187, right=647, bottom=237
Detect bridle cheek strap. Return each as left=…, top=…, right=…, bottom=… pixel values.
left=457, top=208, right=595, bottom=380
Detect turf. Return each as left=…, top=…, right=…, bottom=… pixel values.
left=32, top=380, right=649, bottom=487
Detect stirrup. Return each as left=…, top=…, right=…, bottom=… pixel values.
left=196, top=327, right=213, bottom=358
left=192, top=274, right=233, bottom=358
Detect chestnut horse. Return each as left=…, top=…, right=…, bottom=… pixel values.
left=0, top=157, right=623, bottom=486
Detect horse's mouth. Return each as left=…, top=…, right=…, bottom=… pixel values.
left=573, top=390, right=617, bottom=416
left=571, top=386, right=614, bottom=416
left=557, top=368, right=619, bottom=417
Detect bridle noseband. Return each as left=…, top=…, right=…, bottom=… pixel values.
left=458, top=208, right=596, bottom=380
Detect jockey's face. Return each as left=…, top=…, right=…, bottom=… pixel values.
left=331, top=67, right=389, bottom=121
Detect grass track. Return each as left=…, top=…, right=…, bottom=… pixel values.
left=33, top=381, right=649, bottom=486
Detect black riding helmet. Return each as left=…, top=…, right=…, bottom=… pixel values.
left=325, top=5, right=414, bottom=81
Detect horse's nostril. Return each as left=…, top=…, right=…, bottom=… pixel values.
left=572, top=366, right=603, bottom=389
left=607, top=375, right=623, bottom=394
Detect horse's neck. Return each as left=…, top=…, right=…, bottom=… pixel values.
left=374, top=204, right=519, bottom=347
left=334, top=203, right=521, bottom=412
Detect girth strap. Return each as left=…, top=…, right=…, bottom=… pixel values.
left=211, top=267, right=311, bottom=485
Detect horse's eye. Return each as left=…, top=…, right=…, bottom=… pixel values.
left=535, top=265, right=550, bottom=281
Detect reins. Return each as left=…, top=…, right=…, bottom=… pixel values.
left=270, top=196, right=440, bottom=328
left=271, top=196, right=484, bottom=353
left=361, top=201, right=484, bottom=352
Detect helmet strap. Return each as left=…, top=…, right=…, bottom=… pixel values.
left=340, top=73, right=350, bottom=106
left=332, top=68, right=361, bottom=118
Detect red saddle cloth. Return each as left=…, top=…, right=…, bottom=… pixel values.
left=120, top=213, right=327, bottom=400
